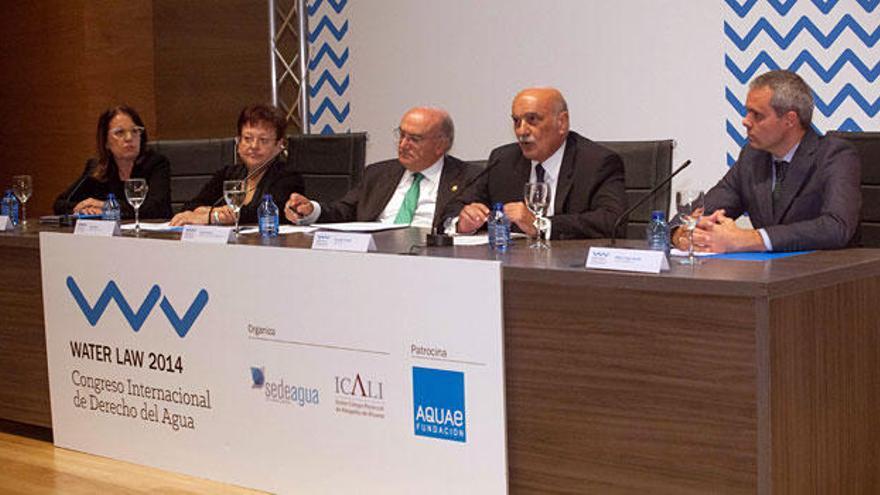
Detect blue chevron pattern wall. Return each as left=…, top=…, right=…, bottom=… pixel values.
left=307, top=0, right=350, bottom=135
left=724, top=0, right=878, bottom=166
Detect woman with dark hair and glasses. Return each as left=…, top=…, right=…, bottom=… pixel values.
left=53, top=105, right=172, bottom=219
left=170, top=103, right=304, bottom=226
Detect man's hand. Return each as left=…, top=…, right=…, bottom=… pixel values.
left=690, top=210, right=764, bottom=253
left=456, top=203, right=490, bottom=234
left=73, top=198, right=105, bottom=215
left=284, top=193, right=314, bottom=223
left=503, top=202, right=538, bottom=237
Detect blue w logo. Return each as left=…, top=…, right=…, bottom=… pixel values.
left=66, top=276, right=209, bottom=338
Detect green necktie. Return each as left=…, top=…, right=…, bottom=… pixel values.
left=394, top=172, right=424, bottom=224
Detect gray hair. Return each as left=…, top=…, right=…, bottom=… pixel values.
left=750, top=70, right=814, bottom=128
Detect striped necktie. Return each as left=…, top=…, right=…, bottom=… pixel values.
left=394, top=172, right=424, bottom=224
left=772, top=160, right=788, bottom=213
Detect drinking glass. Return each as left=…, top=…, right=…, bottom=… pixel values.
left=223, top=180, right=246, bottom=235
left=12, top=175, right=32, bottom=226
left=675, top=190, right=705, bottom=265
left=524, top=182, right=551, bottom=249
left=124, top=178, right=148, bottom=234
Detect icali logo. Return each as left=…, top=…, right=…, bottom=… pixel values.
left=412, top=367, right=466, bottom=443
left=66, top=276, right=209, bottom=338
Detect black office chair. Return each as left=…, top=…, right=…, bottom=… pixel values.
left=148, top=138, right=237, bottom=213
left=826, top=131, right=880, bottom=247
left=597, top=139, right=675, bottom=239
left=287, top=133, right=367, bottom=203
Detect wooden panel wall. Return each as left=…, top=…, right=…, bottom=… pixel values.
left=0, top=1, right=271, bottom=217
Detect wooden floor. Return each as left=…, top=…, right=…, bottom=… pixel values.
left=0, top=421, right=265, bottom=495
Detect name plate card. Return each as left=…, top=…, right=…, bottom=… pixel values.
left=180, top=225, right=234, bottom=244
left=311, top=231, right=376, bottom=252
left=74, top=219, right=120, bottom=237
left=586, top=247, right=669, bottom=273
left=0, top=216, right=11, bottom=231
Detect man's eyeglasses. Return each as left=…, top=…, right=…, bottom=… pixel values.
left=393, top=128, right=441, bottom=145
left=109, top=126, right=145, bottom=141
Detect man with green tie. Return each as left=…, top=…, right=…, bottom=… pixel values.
left=284, top=107, right=476, bottom=230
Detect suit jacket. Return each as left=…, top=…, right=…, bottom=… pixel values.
left=446, top=131, right=627, bottom=239
left=182, top=156, right=305, bottom=224
left=318, top=155, right=478, bottom=230
left=53, top=150, right=172, bottom=219
left=705, top=128, right=861, bottom=251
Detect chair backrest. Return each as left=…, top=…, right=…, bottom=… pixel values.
left=148, top=138, right=237, bottom=213
left=827, top=131, right=880, bottom=247
left=596, top=139, right=675, bottom=239
left=287, top=133, right=367, bottom=203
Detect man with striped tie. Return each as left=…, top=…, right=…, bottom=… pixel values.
left=284, top=107, right=476, bottom=230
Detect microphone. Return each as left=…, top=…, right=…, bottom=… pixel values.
left=426, top=156, right=504, bottom=247
left=609, top=159, right=691, bottom=246
left=59, top=161, right=99, bottom=223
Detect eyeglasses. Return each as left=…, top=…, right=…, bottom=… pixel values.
left=240, top=135, right=278, bottom=148
left=109, top=126, right=145, bottom=141
left=393, top=128, right=441, bottom=145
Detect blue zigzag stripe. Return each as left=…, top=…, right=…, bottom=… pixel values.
left=159, top=290, right=209, bottom=338
left=725, top=49, right=880, bottom=83
left=309, top=45, right=349, bottom=71
left=725, top=0, right=878, bottom=18
left=726, top=85, right=880, bottom=118
left=66, top=277, right=160, bottom=332
left=308, top=17, right=348, bottom=43
left=319, top=124, right=337, bottom=135
left=727, top=153, right=737, bottom=167
left=310, top=99, right=350, bottom=124
left=727, top=120, right=748, bottom=148
left=308, top=0, right=346, bottom=16
left=725, top=15, right=879, bottom=50
left=310, top=71, right=349, bottom=97
left=836, top=118, right=864, bottom=131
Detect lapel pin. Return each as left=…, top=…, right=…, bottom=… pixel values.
left=451, top=185, right=458, bottom=192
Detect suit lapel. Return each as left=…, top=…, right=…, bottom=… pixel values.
left=751, top=153, right=775, bottom=226
left=773, top=131, right=819, bottom=223
left=554, top=134, right=576, bottom=213
left=366, top=163, right=405, bottom=220
left=434, top=157, right=465, bottom=227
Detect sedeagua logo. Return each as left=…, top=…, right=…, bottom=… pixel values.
left=66, top=276, right=208, bottom=338
left=250, top=366, right=319, bottom=407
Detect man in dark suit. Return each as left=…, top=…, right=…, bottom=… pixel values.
left=451, top=87, right=627, bottom=240
left=673, top=70, right=861, bottom=252
left=284, top=107, right=476, bottom=230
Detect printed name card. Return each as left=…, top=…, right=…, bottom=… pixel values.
left=0, top=216, right=11, bottom=231
left=74, top=219, right=120, bottom=237
left=311, top=231, right=376, bottom=252
left=180, top=225, right=234, bottom=244
left=586, top=247, right=669, bottom=273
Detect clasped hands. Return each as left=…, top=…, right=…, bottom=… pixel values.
left=457, top=201, right=538, bottom=236
left=673, top=209, right=764, bottom=253
left=169, top=206, right=236, bottom=226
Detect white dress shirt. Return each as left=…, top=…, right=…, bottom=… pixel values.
left=376, top=156, right=444, bottom=228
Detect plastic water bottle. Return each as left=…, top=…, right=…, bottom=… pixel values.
left=102, top=193, right=121, bottom=222
left=646, top=210, right=669, bottom=254
left=258, top=194, right=279, bottom=237
left=487, top=202, right=511, bottom=252
left=1, top=190, right=19, bottom=226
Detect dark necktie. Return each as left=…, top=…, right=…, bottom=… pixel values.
left=535, top=163, right=546, bottom=183
left=772, top=160, right=788, bottom=213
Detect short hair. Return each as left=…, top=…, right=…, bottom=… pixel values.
left=94, top=105, right=148, bottom=181
left=750, top=70, right=814, bottom=128
left=236, top=104, right=288, bottom=140
left=438, top=111, right=455, bottom=150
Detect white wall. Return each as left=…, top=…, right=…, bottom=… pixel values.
left=347, top=0, right=726, bottom=192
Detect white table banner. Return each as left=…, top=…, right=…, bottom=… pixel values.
left=40, top=232, right=507, bottom=494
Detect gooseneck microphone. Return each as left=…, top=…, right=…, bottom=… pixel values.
left=426, top=157, right=504, bottom=247
left=609, top=159, right=692, bottom=246
left=209, top=151, right=282, bottom=208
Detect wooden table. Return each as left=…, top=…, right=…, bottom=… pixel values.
left=2, top=225, right=878, bottom=493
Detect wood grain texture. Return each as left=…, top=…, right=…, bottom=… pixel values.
left=0, top=246, right=50, bottom=427
left=504, top=282, right=758, bottom=494
left=0, top=425, right=265, bottom=494
left=769, top=277, right=880, bottom=494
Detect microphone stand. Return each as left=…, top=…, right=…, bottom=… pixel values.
left=426, top=158, right=503, bottom=247
left=609, top=159, right=691, bottom=246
